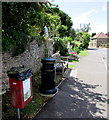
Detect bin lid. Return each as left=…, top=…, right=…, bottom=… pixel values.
left=7, top=66, right=29, bottom=74
left=41, top=57, right=56, bottom=62
left=7, top=66, right=32, bottom=81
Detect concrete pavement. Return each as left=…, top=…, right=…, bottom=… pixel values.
left=33, top=49, right=108, bottom=119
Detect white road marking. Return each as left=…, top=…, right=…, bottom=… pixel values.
left=101, top=57, right=107, bottom=70
left=97, top=49, right=107, bottom=71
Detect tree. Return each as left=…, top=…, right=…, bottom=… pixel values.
left=58, top=11, right=73, bottom=37
left=74, top=32, right=83, bottom=41
left=2, top=2, right=76, bottom=56
left=2, top=2, right=61, bottom=55
left=53, top=37, right=68, bottom=55
left=74, top=23, right=91, bottom=49
left=81, top=32, right=91, bottom=49
left=58, top=25, right=68, bottom=37
left=46, top=5, right=75, bottom=38
left=69, top=28, right=76, bottom=40
left=59, top=10, right=73, bottom=28
left=92, top=33, right=96, bottom=37
left=74, top=32, right=91, bottom=49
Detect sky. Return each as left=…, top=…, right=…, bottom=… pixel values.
left=50, top=0, right=108, bottom=34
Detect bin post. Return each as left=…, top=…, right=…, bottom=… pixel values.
left=40, top=57, right=58, bottom=95
left=17, top=108, right=20, bottom=119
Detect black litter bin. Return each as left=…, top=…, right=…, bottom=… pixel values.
left=40, top=57, right=58, bottom=94
left=7, top=66, right=32, bottom=81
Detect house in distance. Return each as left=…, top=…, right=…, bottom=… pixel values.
left=89, top=32, right=109, bottom=48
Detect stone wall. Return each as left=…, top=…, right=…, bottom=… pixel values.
left=2, top=39, right=53, bottom=89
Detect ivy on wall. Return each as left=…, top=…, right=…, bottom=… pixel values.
left=2, top=2, right=61, bottom=56
left=2, top=2, right=75, bottom=56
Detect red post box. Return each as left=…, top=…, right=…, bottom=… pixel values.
left=7, top=67, right=33, bottom=109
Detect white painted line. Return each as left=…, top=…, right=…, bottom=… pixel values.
left=101, top=57, right=107, bottom=71
left=97, top=50, right=107, bottom=71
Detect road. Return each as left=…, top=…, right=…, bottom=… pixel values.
left=76, top=48, right=108, bottom=118
left=96, top=48, right=108, bottom=70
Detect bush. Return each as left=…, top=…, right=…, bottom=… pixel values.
left=53, top=37, right=68, bottom=56
left=2, top=2, right=61, bottom=56
left=63, top=37, right=73, bottom=42
left=71, top=41, right=82, bottom=54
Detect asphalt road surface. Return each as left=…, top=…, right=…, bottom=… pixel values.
left=76, top=48, right=108, bottom=118
left=96, top=48, right=108, bottom=71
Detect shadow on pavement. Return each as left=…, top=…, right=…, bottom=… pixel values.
left=34, top=72, right=107, bottom=119
left=56, top=76, right=107, bottom=118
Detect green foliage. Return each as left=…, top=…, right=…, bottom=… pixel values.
left=81, top=32, right=91, bottom=49
left=2, top=33, right=16, bottom=51
left=69, top=28, right=76, bottom=40
left=58, top=25, right=68, bottom=37
left=52, top=9, right=74, bottom=38
left=64, top=37, right=73, bottom=42
left=75, top=32, right=83, bottom=41
left=69, top=59, right=79, bottom=62
left=2, top=2, right=75, bottom=56
left=2, top=2, right=61, bottom=55
left=92, top=33, right=96, bottom=37
left=73, top=46, right=80, bottom=54
left=2, top=28, right=29, bottom=56
left=46, top=13, right=61, bottom=37
left=2, top=3, right=40, bottom=54
left=53, top=37, right=68, bottom=56
left=50, top=7, right=75, bottom=38
left=74, top=32, right=91, bottom=49
left=59, top=10, right=73, bottom=28
left=71, top=41, right=82, bottom=53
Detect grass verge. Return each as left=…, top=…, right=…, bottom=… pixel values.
left=78, top=50, right=89, bottom=56
left=68, top=64, right=75, bottom=68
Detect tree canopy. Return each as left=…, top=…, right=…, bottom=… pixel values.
left=2, top=2, right=76, bottom=56
left=3, top=2, right=91, bottom=56
left=2, top=2, right=62, bottom=55
left=74, top=32, right=91, bottom=49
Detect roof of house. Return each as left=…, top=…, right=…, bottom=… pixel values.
left=91, top=32, right=108, bottom=39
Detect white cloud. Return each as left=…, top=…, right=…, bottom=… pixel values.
left=102, top=4, right=107, bottom=11
left=72, top=10, right=107, bottom=34
left=72, top=10, right=94, bottom=29
left=90, top=24, right=107, bottom=34
left=51, top=0, right=107, bottom=34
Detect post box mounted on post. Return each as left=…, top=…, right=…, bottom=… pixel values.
left=7, top=66, right=33, bottom=119
left=39, top=57, right=58, bottom=96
